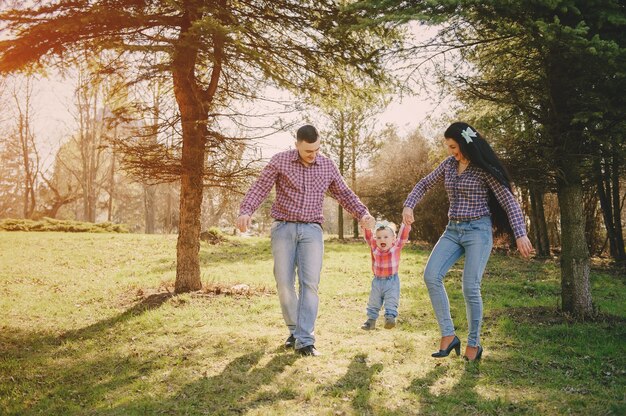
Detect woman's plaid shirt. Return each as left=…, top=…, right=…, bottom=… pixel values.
left=240, top=149, right=368, bottom=223
left=404, top=156, right=527, bottom=238
left=364, top=223, right=411, bottom=278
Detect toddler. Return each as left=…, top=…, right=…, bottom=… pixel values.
left=361, top=220, right=411, bottom=330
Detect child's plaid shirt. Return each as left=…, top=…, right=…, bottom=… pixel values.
left=364, top=223, right=411, bottom=278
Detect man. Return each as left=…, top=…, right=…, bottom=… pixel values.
left=237, top=125, right=375, bottom=356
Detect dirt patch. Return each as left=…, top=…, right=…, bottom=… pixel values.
left=121, top=282, right=274, bottom=308
left=198, top=282, right=275, bottom=298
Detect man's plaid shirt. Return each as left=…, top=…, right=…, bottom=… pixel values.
left=240, top=149, right=368, bottom=223
left=404, top=156, right=527, bottom=238
left=364, top=223, right=411, bottom=278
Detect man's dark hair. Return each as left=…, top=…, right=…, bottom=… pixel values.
left=296, top=125, right=319, bottom=143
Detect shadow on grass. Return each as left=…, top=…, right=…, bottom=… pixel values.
left=321, top=353, right=383, bottom=414
left=384, top=305, right=625, bottom=415
left=3, top=290, right=299, bottom=415
left=4, top=344, right=300, bottom=415
left=99, top=349, right=300, bottom=415
left=1, top=293, right=176, bottom=415
left=402, top=364, right=536, bottom=415
left=60, top=293, right=174, bottom=340
left=2, top=293, right=173, bottom=358
left=478, top=306, right=626, bottom=415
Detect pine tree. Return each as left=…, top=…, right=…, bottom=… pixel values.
left=0, top=1, right=394, bottom=292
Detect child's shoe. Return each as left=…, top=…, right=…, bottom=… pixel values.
left=384, top=316, right=396, bottom=329
left=361, top=319, right=376, bottom=330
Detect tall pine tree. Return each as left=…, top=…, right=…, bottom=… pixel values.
left=0, top=1, right=395, bottom=292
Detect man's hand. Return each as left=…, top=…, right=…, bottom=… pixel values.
left=236, top=215, right=252, bottom=233
left=402, top=206, right=414, bottom=225
left=516, top=235, right=534, bottom=258
left=359, top=214, right=376, bottom=230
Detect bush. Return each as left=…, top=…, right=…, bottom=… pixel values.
left=200, top=227, right=227, bottom=244
left=0, top=218, right=129, bottom=233
left=359, top=129, right=449, bottom=244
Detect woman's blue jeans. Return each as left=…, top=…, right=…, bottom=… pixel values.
left=270, top=221, right=324, bottom=349
left=423, top=216, right=493, bottom=347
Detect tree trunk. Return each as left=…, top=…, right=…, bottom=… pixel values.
left=144, top=184, right=156, bottom=234
left=164, top=183, right=174, bottom=234
left=529, top=185, right=550, bottom=257
left=351, top=134, right=359, bottom=239
left=338, top=205, right=344, bottom=239
left=107, top=140, right=116, bottom=222
left=610, top=146, right=625, bottom=260
left=337, top=113, right=345, bottom=240
left=172, top=4, right=222, bottom=293
left=594, top=155, right=616, bottom=255
left=88, top=130, right=97, bottom=222
left=593, top=148, right=626, bottom=261
left=19, top=112, right=32, bottom=218
left=557, top=159, right=593, bottom=317
left=144, top=84, right=160, bottom=234
left=14, top=83, right=37, bottom=219
left=79, top=82, right=99, bottom=223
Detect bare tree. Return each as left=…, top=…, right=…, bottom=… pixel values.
left=315, top=78, right=389, bottom=239
left=9, top=75, right=40, bottom=218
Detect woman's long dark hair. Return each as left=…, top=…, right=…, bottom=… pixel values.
left=444, top=122, right=515, bottom=238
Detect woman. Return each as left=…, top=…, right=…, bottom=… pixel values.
left=402, top=122, right=533, bottom=361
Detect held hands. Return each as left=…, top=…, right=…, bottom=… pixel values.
left=236, top=214, right=252, bottom=233
left=359, top=214, right=376, bottom=230
left=402, top=206, right=414, bottom=225
left=516, top=235, right=534, bottom=258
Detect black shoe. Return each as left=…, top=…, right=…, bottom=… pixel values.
left=284, top=334, right=296, bottom=349
left=295, top=345, right=320, bottom=356
left=463, top=345, right=483, bottom=362
left=361, top=319, right=376, bottom=330
left=431, top=335, right=461, bottom=358
left=384, top=316, right=396, bottom=329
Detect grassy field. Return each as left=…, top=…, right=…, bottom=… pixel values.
left=0, top=231, right=624, bottom=415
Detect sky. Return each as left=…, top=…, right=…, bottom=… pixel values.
left=23, top=24, right=455, bottom=168
left=254, top=93, right=453, bottom=158
left=27, top=75, right=454, bottom=171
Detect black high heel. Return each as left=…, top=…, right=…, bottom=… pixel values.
left=463, top=345, right=483, bottom=362
left=431, top=335, right=461, bottom=358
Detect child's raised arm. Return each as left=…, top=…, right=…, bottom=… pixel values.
left=395, top=223, right=411, bottom=250
left=363, top=227, right=378, bottom=250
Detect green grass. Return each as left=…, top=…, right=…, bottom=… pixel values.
left=1, top=232, right=624, bottom=415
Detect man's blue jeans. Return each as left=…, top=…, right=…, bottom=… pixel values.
left=366, top=274, right=400, bottom=320
left=271, top=221, right=324, bottom=349
left=423, top=216, right=493, bottom=347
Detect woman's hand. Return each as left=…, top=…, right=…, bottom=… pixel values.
left=516, top=235, right=534, bottom=258
left=402, top=206, right=414, bottom=225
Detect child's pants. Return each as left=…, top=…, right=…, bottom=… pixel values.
left=366, top=273, right=400, bottom=319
